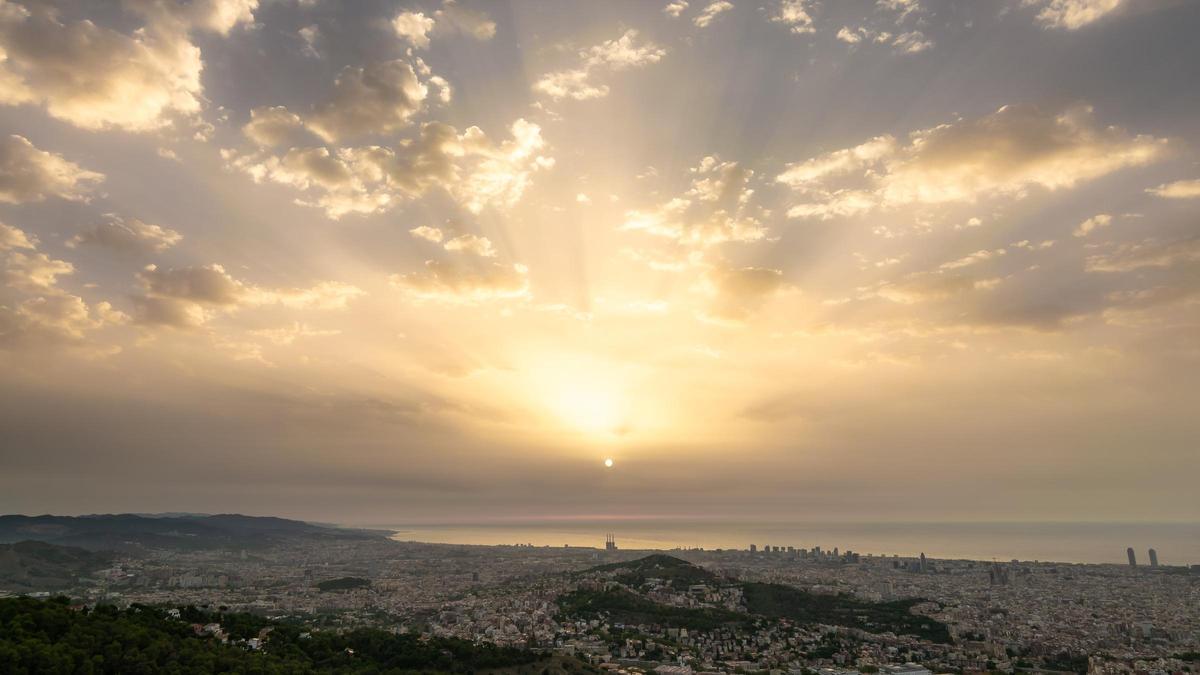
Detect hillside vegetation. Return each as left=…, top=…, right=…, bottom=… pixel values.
left=0, top=596, right=551, bottom=674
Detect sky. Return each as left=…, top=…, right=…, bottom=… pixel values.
left=0, top=0, right=1198, bottom=525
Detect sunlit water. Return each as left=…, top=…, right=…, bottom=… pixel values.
left=371, top=520, right=1200, bottom=565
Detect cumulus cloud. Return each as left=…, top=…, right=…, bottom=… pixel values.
left=0, top=135, right=103, bottom=204
left=772, top=0, right=816, bottom=34
left=693, top=1, right=733, bottom=28
left=298, top=24, right=320, bottom=58
left=138, top=263, right=244, bottom=305
left=664, top=1, right=689, bottom=18
left=3, top=251, right=74, bottom=291
left=0, top=222, right=34, bottom=251
left=1147, top=178, right=1200, bottom=199
left=67, top=216, right=182, bottom=254
left=443, top=234, right=496, bottom=257
left=891, top=31, right=933, bottom=53
left=777, top=104, right=1167, bottom=219
left=878, top=0, right=923, bottom=20
left=534, top=30, right=666, bottom=101
left=390, top=260, right=529, bottom=303
left=1085, top=236, right=1200, bottom=273
left=1027, top=0, right=1124, bottom=30
left=0, top=0, right=256, bottom=131
left=225, top=118, right=552, bottom=218
left=1072, top=213, right=1112, bottom=237
left=409, top=225, right=445, bottom=243
left=392, top=1, right=495, bottom=51
left=242, top=106, right=310, bottom=147
left=623, top=156, right=767, bottom=248
left=0, top=293, right=126, bottom=350
left=392, top=11, right=436, bottom=49
left=306, top=60, right=430, bottom=142
left=132, top=263, right=362, bottom=328
left=939, top=248, right=1006, bottom=271
left=433, top=0, right=497, bottom=41
left=834, top=25, right=931, bottom=53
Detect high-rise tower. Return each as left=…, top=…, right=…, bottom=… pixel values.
left=1148, top=548, right=1158, bottom=567
left=1127, top=547, right=1137, bottom=567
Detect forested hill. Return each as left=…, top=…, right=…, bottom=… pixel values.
left=0, top=596, right=578, bottom=674
left=565, top=555, right=951, bottom=643
left=0, top=513, right=387, bottom=551
left=0, top=540, right=113, bottom=591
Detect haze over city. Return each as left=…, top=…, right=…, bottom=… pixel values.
left=1, top=0, right=1199, bottom=532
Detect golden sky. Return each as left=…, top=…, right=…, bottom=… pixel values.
left=0, top=0, right=1197, bottom=523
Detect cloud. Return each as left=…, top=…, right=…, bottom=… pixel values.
left=0, top=0, right=256, bottom=131
left=392, top=11, right=435, bottom=49
left=1072, top=213, right=1112, bottom=237
left=1085, top=236, right=1200, bottom=273
left=702, top=266, right=788, bottom=322
left=433, top=0, right=496, bottom=41
left=891, top=31, right=933, bottom=53
left=664, top=1, right=689, bottom=18
left=67, top=216, right=182, bottom=254
left=0, top=135, right=103, bottom=204
left=3, top=251, right=74, bottom=291
left=242, top=106, right=310, bottom=147
left=772, top=0, right=816, bottom=34
left=534, top=30, right=666, bottom=101
left=878, top=0, right=923, bottom=20
left=623, top=156, right=767, bottom=248
left=693, top=1, right=733, bottom=28
left=392, top=1, right=495, bottom=49
left=443, top=234, right=497, bottom=257
left=138, top=263, right=244, bottom=305
left=132, top=263, right=364, bottom=328
left=0, top=222, right=35, bottom=251
left=836, top=26, right=932, bottom=53
left=1147, top=178, right=1200, bottom=199
left=390, top=260, right=530, bottom=303
left=226, top=118, right=552, bottom=218
left=298, top=24, right=320, bottom=58
left=0, top=293, right=125, bottom=350
left=778, top=104, right=1167, bottom=219
left=939, top=248, right=1006, bottom=271
left=1027, top=0, right=1124, bottom=30
left=409, top=225, right=445, bottom=243
left=306, top=60, right=430, bottom=142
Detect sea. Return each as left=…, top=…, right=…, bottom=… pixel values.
left=378, top=519, right=1200, bottom=566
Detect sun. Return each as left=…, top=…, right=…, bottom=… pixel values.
left=604, top=457, right=614, bottom=468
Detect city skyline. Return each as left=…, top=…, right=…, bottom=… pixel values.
left=1, top=0, right=1199, bottom=525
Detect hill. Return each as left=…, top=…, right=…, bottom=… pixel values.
left=0, top=513, right=386, bottom=552
left=0, top=541, right=114, bottom=591
left=0, top=596, right=561, bottom=674
left=563, top=555, right=950, bottom=643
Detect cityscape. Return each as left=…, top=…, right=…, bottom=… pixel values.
left=1, top=0, right=1199, bottom=672
left=0, top=516, right=1196, bottom=674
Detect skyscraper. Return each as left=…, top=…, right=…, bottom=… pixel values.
left=1148, top=548, right=1159, bottom=567
left=1127, top=547, right=1137, bottom=567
